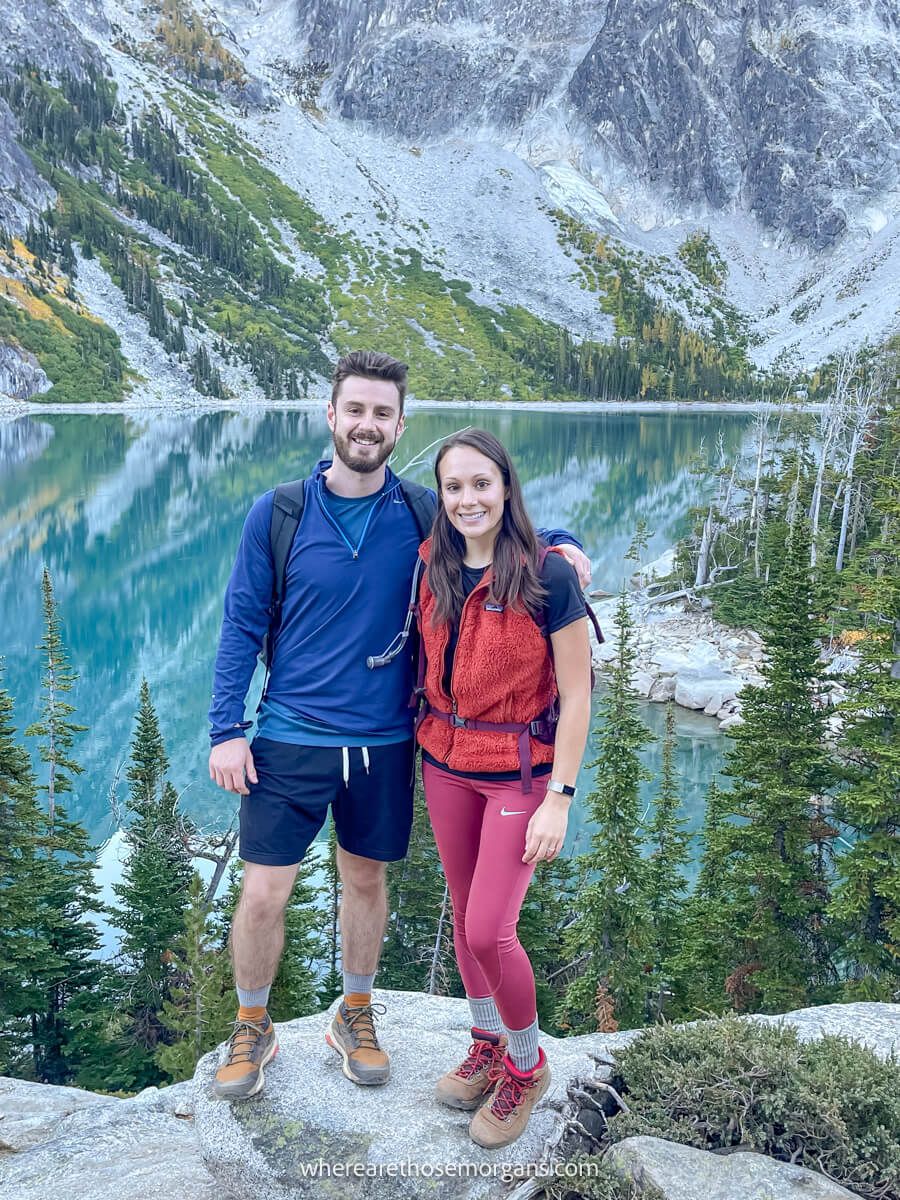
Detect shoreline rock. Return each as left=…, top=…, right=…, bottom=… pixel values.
left=589, top=569, right=858, bottom=733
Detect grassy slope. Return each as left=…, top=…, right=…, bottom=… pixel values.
left=0, top=63, right=791, bottom=403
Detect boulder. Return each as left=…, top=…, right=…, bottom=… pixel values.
left=605, top=1135, right=860, bottom=1199
left=193, top=989, right=599, bottom=1200
left=751, top=1001, right=900, bottom=1061
left=648, top=675, right=676, bottom=702
left=630, top=669, right=656, bottom=698
left=0, top=1096, right=218, bottom=1200
left=674, top=668, right=739, bottom=712
left=0, top=1076, right=116, bottom=1152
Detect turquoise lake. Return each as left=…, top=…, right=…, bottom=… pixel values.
left=0, top=405, right=755, bottom=878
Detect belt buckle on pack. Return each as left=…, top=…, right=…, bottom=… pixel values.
left=451, top=714, right=466, bottom=728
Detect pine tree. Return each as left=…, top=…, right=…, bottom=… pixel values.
left=317, top=823, right=343, bottom=1008
left=25, top=566, right=86, bottom=830
left=0, top=678, right=48, bottom=1075
left=644, top=702, right=690, bottom=1017
left=110, top=679, right=193, bottom=1088
left=674, top=777, right=735, bottom=1016
left=17, top=576, right=104, bottom=1084
left=155, top=872, right=234, bottom=1082
left=380, top=782, right=457, bottom=994
left=269, top=850, right=324, bottom=1021
left=829, top=406, right=900, bottom=996
left=714, top=519, right=839, bottom=1012
left=559, top=591, right=653, bottom=1032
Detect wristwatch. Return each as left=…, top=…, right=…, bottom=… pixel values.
left=547, top=780, right=577, bottom=798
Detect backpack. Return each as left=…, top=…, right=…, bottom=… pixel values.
left=260, top=476, right=437, bottom=669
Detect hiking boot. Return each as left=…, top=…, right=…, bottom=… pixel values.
left=325, top=1000, right=390, bottom=1086
left=468, top=1047, right=551, bottom=1149
left=212, top=1013, right=278, bottom=1100
left=435, top=1028, right=508, bottom=1110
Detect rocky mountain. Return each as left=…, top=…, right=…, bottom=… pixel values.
left=0, top=0, right=897, bottom=406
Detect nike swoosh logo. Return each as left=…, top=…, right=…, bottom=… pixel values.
left=500, top=807, right=527, bottom=817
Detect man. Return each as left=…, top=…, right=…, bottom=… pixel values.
left=208, top=350, right=590, bottom=1099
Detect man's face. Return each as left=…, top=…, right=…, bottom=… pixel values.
left=328, top=376, right=404, bottom=474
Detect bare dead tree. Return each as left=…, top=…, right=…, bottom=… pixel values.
left=427, top=882, right=452, bottom=995
left=809, top=351, right=856, bottom=567
left=835, top=371, right=878, bottom=572
left=694, top=433, right=739, bottom=588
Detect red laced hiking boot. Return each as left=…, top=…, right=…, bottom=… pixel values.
left=468, top=1047, right=551, bottom=1149
left=325, top=1000, right=390, bottom=1086
left=435, top=1028, right=508, bottom=1110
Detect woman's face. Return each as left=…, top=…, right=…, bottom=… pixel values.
left=438, top=446, right=508, bottom=547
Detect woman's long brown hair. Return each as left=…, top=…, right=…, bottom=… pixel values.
left=428, top=429, right=546, bottom=627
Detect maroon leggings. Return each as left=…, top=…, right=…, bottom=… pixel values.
left=422, top=759, right=549, bottom=1031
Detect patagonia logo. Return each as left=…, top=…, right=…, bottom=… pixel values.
left=484, top=602, right=504, bottom=612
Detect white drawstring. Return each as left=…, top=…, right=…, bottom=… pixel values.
left=341, top=746, right=371, bottom=783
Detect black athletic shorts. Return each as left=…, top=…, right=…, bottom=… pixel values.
left=239, top=737, right=416, bottom=867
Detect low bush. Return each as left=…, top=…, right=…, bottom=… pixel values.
left=554, top=1017, right=900, bottom=1200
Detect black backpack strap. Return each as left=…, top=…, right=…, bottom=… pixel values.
left=271, top=479, right=306, bottom=606
left=397, top=477, right=437, bottom=540
left=260, top=479, right=306, bottom=676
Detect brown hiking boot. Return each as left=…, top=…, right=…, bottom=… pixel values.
left=468, top=1047, right=551, bottom=1149
left=212, top=1013, right=278, bottom=1100
left=325, top=1000, right=390, bottom=1086
left=435, top=1028, right=508, bottom=1110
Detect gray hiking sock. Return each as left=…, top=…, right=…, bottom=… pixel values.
left=236, top=984, right=271, bottom=1010
left=467, top=995, right=503, bottom=1036
left=343, top=970, right=376, bottom=999
left=507, top=1018, right=541, bottom=1071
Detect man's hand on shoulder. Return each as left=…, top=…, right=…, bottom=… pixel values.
left=556, top=543, right=592, bottom=589
left=209, top=738, right=258, bottom=796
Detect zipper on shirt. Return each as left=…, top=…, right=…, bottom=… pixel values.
left=315, top=477, right=395, bottom=559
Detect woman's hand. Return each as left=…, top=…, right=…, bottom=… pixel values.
left=522, top=794, right=570, bottom=864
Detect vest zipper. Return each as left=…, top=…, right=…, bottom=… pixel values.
left=448, top=571, right=491, bottom=716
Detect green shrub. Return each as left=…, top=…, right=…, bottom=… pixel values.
left=596, top=1017, right=900, bottom=1200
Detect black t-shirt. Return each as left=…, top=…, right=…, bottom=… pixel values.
left=424, top=552, right=586, bottom=781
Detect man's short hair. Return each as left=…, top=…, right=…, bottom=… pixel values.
left=331, top=350, right=408, bottom=413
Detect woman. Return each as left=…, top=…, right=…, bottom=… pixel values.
left=415, top=429, right=592, bottom=1150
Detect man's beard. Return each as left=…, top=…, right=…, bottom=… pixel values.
left=332, top=429, right=396, bottom=474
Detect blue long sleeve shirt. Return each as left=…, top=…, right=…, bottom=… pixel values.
left=208, top=461, right=582, bottom=747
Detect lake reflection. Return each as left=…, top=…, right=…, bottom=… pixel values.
left=0, top=406, right=751, bottom=862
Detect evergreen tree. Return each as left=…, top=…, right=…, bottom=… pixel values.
left=0, top=678, right=48, bottom=1075
left=380, top=782, right=457, bottom=994
left=25, top=566, right=85, bottom=830
left=110, top=679, right=193, bottom=1088
left=269, top=851, right=324, bottom=1021
left=644, top=702, right=690, bottom=1017
left=317, top=823, right=343, bottom=1008
left=155, top=872, right=233, bottom=1082
left=674, top=777, right=735, bottom=1016
left=559, top=591, right=653, bottom=1032
left=17, top=574, right=104, bottom=1084
left=829, top=407, right=900, bottom=996
left=714, top=519, right=838, bottom=1012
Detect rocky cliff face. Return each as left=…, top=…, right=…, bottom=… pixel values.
left=297, top=0, right=604, bottom=136
left=569, top=0, right=900, bottom=248
left=289, top=0, right=900, bottom=249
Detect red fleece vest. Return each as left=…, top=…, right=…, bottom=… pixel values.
left=415, top=538, right=558, bottom=775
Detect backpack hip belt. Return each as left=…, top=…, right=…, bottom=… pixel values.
left=416, top=699, right=558, bottom=794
